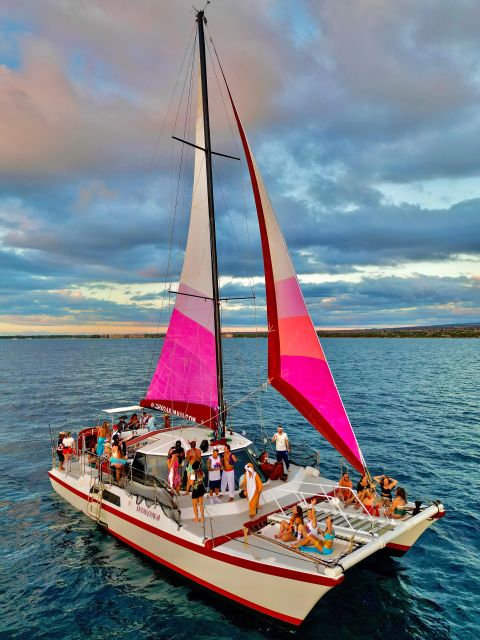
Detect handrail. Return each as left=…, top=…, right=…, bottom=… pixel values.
left=271, top=480, right=390, bottom=532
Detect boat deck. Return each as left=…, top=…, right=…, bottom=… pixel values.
left=61, top=455, right=416, bottom=576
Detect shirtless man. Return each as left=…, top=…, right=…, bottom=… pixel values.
left=221, top=444, right=237, bottom=502
left=335, top=471, right=354, bottom=505
left=184, top=441, right=202, bottom=494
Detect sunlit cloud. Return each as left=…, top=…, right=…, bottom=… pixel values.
left=0, top=0, right=479, bottom=334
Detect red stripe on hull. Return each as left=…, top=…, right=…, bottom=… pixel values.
left=109, top=528, right=302, bottom=625
left=48, top=471, right=342, bottom=587
left=386, top=542, right=410, bottom=552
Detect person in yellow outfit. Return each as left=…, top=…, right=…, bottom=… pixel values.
left=244, top=463, right=263, bottom=518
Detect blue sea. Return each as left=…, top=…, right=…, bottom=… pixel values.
left=1, top=338, right=478, bottom=639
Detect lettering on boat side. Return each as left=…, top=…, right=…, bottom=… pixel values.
left=151, top=403, right=196, bottom=422
left=137, top=505, right=161, bottom=521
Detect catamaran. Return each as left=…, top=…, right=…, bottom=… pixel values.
left=49, top=9, right=445, bottom=625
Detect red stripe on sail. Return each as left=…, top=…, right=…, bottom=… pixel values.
left=220, top=71, right=365, bottom=474
left=221, top=93, right=280, bottom=380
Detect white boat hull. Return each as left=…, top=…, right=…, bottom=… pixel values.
left=49, top=470, right=337, bottom=625
left=49, top=463, right=444, bottom=625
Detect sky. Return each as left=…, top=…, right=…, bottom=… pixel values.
left=1, top=0, right=479, bottom=334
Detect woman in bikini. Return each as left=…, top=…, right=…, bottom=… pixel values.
left=385, top=487, right=408, bottom=519
left=275, top=505, right=304, bottom=542
left=190, top=461, right=206, bottom=522
left=110, top=441, right=127, bottom=484
left=361, top=486, right=380, bottom=516
left=374, top=474, right=398, bottom=506
left=293, top=514, right=335, bottom=555
left=353, top=474, right=370, bottom=509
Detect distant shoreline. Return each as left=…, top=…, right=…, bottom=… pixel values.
left=2, top=326, right=479, bottom=339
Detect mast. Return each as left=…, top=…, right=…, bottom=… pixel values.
left=196, top=9, right=226, bottom=438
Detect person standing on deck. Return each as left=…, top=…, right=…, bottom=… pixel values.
left=207, top=449, right=222, bottom=504
left=271, top=425, right=290, bottom=475
left=221, top=444, right=237, bottom=502
left=245, top=463, right=263, bottom=518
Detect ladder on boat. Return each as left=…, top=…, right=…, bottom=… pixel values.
left=87, top=476, right=107, bottom=527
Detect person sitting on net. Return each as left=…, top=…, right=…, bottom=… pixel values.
left=385, top=487, right=408, bottom=519
left=335, top=471, right=354, bottom=505
left=292, top=514, right=335, bottom=555
left=275, top=505, right=304, bottom=542
left=259, top=451, right=286, bottom=481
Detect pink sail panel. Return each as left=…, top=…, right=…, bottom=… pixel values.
left=223, top=84, right=365, bottom=473
left=141, top=70, right=219, bottom=425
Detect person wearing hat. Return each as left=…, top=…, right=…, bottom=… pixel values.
left=271, top=425, right=290, bottom=474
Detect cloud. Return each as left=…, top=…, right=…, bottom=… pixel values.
left=0, top=0, right=479, bottom=332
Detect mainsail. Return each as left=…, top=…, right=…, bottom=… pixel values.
left=141, top=72, right=218, bottom=425
left=223, top=82, right=365, bottom=473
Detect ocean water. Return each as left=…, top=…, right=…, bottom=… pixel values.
left=1, top=337, right=478, bottom=640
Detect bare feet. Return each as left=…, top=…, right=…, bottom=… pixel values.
left=193, top=517, right=199, bottom=522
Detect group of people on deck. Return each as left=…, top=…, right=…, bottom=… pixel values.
left=56, top=410, right=155, bottom=484
left=166, top=439, right=264, bottom=523
left=335, top=470, right=409, bottom=519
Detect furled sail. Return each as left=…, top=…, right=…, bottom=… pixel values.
left=141, top=71, right=218, bottom=425
left=224, top=85, right=365, bottom=473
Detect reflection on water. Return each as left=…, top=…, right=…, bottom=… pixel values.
left=1, top=338, right=478, bottom=639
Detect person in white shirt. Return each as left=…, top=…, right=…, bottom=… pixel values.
left=140, top=410, right=155, bottom=430
left=62, top=432, right=75, bottom=467
left=271, top=425, right=290, bottom=473
left=207, top=449, right=222, bottom=504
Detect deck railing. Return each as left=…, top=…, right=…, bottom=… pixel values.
left=271, top=480, right=384, bottom=532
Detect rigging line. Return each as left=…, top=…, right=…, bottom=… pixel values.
left=169, top=35, right=197, bottom=285
left=174, top=50, right=197, bottom=288
left=206, top=31, right=265, bottom=430
left=206, top=31, right=262, bottom=419
left=144, top=34, right=198, bottom=390
left=205, top=32, right=257, bottom=293
left=205, top=34, right=257, bottom=297
left=91, top=24, right=196, bottom=341
left=141, top=380, right=270, bottom=447
left=155, top=37, right=197, bottom=399
left=169, top=49, right=198, bottom=422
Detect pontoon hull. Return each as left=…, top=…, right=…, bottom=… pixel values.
left=49, top=470, right=337, bottom=625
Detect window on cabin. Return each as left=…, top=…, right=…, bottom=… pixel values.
left=131, top=452, right=169, bottom=486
